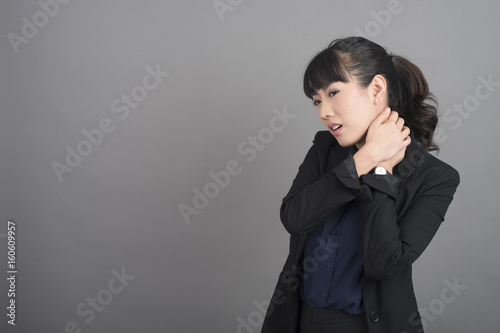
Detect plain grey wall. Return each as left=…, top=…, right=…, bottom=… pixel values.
left=1, top=1, right=499, bottom=332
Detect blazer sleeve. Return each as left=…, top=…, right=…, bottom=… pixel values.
left=280, top=131, right=366, bottom=235
left=359, top=165, right=460, bottom=281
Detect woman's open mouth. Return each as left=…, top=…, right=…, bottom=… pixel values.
left=328, top=123, right=343, bottom=136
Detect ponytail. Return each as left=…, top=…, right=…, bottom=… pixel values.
left=391, top=56, right=439, bottom=152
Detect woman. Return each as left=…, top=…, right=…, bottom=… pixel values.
left=261, top=37, right=460, bottom=333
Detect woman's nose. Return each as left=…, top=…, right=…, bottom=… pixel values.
left=319, top=103, right=334, bottom=119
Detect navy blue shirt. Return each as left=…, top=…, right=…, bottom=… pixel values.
left=301, top=146, right=364, bottom=315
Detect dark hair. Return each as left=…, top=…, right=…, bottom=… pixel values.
left=303, top=36, right=439, bottom=152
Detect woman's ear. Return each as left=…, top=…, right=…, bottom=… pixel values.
left=370, top=74, right=387, bottom=106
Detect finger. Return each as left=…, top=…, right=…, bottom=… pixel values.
left=396, top=117, right=405, bottom=128
left=402, top=135, right=411, bottom=146
left=373, top=107, right=391, bottom=125
left=387, top=111, right=399, bottom=123
left=401, top=126, right=411, bottom=136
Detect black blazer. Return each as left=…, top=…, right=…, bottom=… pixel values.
left=261, top=131, right=460, bottom=333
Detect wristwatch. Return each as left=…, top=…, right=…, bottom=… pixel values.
left=373, top=166, right=387, bottom=175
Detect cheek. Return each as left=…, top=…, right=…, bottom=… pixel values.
left=357, top=101, right=378, bottom=125
left=348, top=109, right=375, bottom=137
left=348, top=102, right=372, bottom=125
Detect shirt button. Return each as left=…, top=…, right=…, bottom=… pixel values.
left=327, top=262, right=332, bottom=267
left=334, top=231, right=339, bottom=236
left=369, top=311, right=380, bottom=322
left=321, top=292, right=326, bottom=297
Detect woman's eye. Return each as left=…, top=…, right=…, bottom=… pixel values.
left=312, top=100, right=321, bottom=106
left=329, top=90, right=339, bottom=97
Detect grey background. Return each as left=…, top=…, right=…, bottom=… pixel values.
left=0, top=0, right=498, bottom=332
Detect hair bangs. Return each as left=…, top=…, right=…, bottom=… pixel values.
left=303, top=48, right=349, bottom=99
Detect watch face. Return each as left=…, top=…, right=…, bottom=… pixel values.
left=375, top=167, right=387, bottom=175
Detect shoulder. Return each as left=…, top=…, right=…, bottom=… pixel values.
left=422, top=147, right=459, bottom=180
left=404, top=142, right=460, bottom=187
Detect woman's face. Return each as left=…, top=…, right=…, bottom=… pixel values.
left=312, top=78, right=382, bottom=149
